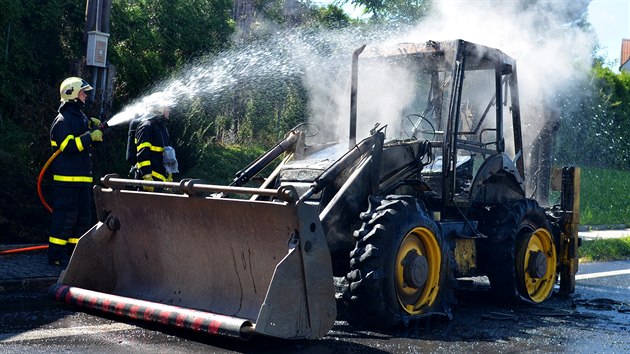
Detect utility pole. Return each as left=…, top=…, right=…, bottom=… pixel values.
left=84, top=0, right=114, bottom=120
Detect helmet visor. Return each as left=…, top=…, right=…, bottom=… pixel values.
left=80, top=80, right=93, bottom=92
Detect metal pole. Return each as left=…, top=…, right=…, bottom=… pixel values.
left=95, top=0, right=102, bottom=32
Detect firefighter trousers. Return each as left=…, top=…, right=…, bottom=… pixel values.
left=48, top=185, right=94, bottom=264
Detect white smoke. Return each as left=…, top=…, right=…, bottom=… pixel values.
left=407, top=1, right=594, bottom=145
left=304, top=0, right=596, bottom=166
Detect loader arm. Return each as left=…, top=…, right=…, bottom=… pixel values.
left=231, top=130, right=303, bottom=187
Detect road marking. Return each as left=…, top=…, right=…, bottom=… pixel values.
left=576, top=269, right=630, bottom=280
left=0, top=323, right=137, bottom=343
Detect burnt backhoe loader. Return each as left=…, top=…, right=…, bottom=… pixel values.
left=51, top=39, right=580, bottom=340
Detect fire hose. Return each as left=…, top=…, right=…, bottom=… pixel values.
left=0, top=245, right=49, bottom=255
left=37, top=121, right=109, bottom=213
left=8, top=122, right=110, bottom=255
left=37, top=149, right=61, bottom=213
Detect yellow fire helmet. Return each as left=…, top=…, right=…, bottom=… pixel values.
left=60, top=77, right=93, bottom=102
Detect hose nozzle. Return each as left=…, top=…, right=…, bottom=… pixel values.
left=98, top=121, right=109, bottom=131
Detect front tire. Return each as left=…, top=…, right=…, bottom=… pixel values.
left=344, top=195, right=452, bottom=328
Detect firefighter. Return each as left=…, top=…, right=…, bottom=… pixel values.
left=135, top=105, right=177, bottom=192
left=48, top=77, right=103, bottom=266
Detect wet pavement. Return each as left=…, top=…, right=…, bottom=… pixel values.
left=0, top=248, right=61, bottom=293
left=0, top=244, right=628, bottom=352
left=578, top=227, right=630, bottom=241
left=0, top=266, right=628, bottom=353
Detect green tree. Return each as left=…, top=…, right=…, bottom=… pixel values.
left=109, top=0, right=234, bottom=104
left=0, top=0, right=86, bottom=244
left=555, top=62, right=630, bottom=170
left=345, top=0, right=430, bottom=22
left=314, top=4, right=352, bottom=28
left=0, top=0, right=236, bottom=244
left=0, top=0, right=84, bottom=114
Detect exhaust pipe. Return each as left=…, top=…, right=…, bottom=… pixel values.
left=350, top=44, right=366, bottom=150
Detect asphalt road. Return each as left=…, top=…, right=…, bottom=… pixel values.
left=0, top=261, right=628, bottom=353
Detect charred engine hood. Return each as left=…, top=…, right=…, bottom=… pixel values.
left=279, top=143, right=349, bottom=183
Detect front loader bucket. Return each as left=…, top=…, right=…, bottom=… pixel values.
left=53, top=177, right=336, bottom=340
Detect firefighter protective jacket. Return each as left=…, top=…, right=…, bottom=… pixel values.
left=49, top=102, right=95, bottom=186
left=135, top=116, right=171, bottom=182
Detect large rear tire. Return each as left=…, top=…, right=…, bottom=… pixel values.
left=476, top=199, right=558, bottom=303
left=343, top=195, right=452, bottom=328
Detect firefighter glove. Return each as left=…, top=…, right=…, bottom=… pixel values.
left=142, top=174, right=154, bottom=192
left=90, top=129, right=103, bottom=142
left=88, top=117, right=101, bottom=129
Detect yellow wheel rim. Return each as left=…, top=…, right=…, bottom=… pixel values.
left=518, top=228, right=557, bottom=303
left=395, top=227, right=441, bottom=314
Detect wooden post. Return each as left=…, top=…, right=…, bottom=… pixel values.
left=559, top=166, right=580, bottom=295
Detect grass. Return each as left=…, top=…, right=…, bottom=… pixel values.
left=579, top=167, right=630, bottom=226
left=579, top=236, right=630, bottom=262
left=186, top=143, right=270, bottom=185
left=575, top=167, right=630, bottom=261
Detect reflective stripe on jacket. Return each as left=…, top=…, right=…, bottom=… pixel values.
left=135, top=116, right=171, bottom=182
left=49, top=102, right=94, bottom=185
